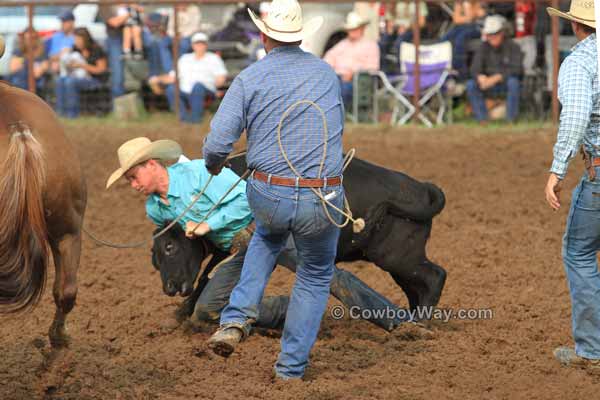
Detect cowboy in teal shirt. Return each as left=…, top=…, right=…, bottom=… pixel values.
left=145, top=159, right=252, bottom=250
left=106, top=137, right=252, bottom=251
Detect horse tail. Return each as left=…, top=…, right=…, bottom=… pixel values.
left=0, top=127, right=49, bottom=312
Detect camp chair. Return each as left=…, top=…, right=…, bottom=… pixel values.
left=373, top=41, right=453, bottom=127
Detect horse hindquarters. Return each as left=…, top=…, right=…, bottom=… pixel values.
left=0, top=129, right=50, bottom=312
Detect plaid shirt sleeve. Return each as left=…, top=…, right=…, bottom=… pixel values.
left=551, top=56, right=594, bottom=179
left=203, top=76, right=246, bottom=169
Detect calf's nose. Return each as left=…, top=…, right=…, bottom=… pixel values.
left=164, top=280, right=178, bottom=297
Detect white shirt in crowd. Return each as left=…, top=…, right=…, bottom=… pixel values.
left=171, top=52, right=227, bottom=94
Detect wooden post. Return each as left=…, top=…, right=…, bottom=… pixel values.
left=412, top=0, right=421, bottom=122
left=26, top=4, right=35, bottom=94
left=172, top=4, right=181, bottom=120
left=551, top=0, right=559, bottom=123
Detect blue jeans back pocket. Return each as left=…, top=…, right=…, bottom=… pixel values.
left=247, top=181, right=281, bottom=226
left=576, top=180, right=600, bottom=211
left=314, top=189, right=345, bottom=233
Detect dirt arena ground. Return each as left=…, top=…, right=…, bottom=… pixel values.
left=0, top=117, right=597, bottom=399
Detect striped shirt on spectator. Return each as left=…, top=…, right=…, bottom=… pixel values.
left=551, top=34, right=600, bottom=179
left=203, top=45, right=344, bottom=179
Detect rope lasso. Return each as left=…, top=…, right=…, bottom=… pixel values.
left=276, top=100, right=365, bottom=233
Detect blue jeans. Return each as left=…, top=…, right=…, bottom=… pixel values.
left=8, top=70, right=45, bottom=92
left=144, top=30, right=173, bottom=77
left=441, top=24, right=481, bottom=79
left=466, top=76, right=520, bottom=122
left=55, top=76, right=102, bottom=118
left=165, top=83, right=212, bottom=123
left=195, top=235, right=406, bottom=331
left=220, top=178, right=344, bottom=378
left=339, top=77, right=353, bottom=112
left=563, top=171, right=600, bottom=360
left=106, top=35, right=125, bottom=98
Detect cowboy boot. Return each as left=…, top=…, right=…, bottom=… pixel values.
left=207, top=323, right=249, bottom=357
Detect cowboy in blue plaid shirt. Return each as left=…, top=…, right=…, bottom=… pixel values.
left=202, top=0, right=346, bottom=380
left=545, top=0, right=600, bottom=369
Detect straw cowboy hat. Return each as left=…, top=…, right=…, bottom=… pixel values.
left=248, top=0, right=323, bottom=43
left=106, top=137, right=182, bottom=189
left=343, top=11, right=370, bottom=31
left=547, top=0, right=595, bottom=29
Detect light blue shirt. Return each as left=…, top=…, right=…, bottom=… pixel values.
left=145, top=160, right=253, bottom=250
left=552, top=34, right=600, bottom=179
left=47, top=31, right=75, bottom=57
left=203, top=45, right=344, bottom=178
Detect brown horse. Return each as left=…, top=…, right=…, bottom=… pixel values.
left=0, top=75, right=86, bottom=348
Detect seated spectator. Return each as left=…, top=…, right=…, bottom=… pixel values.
left=55, top=27, right=109, bottom=118
left=148, top=32, right=227, bottom=123
left=145, top=4, right=202, bottom=95
left=379, top=1, right=428, bottom=74
left=9, top=29, right=49, bottom=91
left=441, top=0, right=487, bottom=79
left=323, top=12, right=380, bottom=110
left=47, top=9, right=76, bottom=74
left=143, top=12, right=172, bottom=87
left=466, top=15, right=523, bottom=124
left=118, top=3, right=144, bottom=60
left=166, top=4, right=202, bottom=55
left=99, top=4, right=128, bottom=98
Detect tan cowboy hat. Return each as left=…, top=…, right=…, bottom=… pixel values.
left=248, top=0, right=323, bottom=43
left=343, top=11, right=370, bottom=31
left=106, top=137, right=182, bottom=189
left=547, top=0, right=595, bottom=29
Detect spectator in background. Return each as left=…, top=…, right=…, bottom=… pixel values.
left=324, top=11, right=379, bottom=110
left=148, top=32, right=227, bottom=123
left=99, top=4, right=128, bottom=98
left=145, top=3, right=202, bottom=93
left=118, top=3, right=144, bottom=60
left=144, top=12, right=171, bottom=92
left=441, top=0, right=487, bottom=79
left=47, top=9, right=76, bottom=74
left=466, top=15, right=523, bottom=124
left=9, top=29, right=49, bottom=91
left=513, top=0, right=537, bottom=75
left=166, top=4, right=202, bottom=55
left=379, top=1, right=428, bottom=74
left=55, top=27, right=108, bottom=118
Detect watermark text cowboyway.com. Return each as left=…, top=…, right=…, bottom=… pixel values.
left=330, top=305, right=494, bottom=323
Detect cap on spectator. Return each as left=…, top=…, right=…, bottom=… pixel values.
left=59, top=10, right=75, bottom=22
left=482, top=15, right=506, bottom=35
left=191, top=32, right=208, bottom=44
left=343, top=11, right=370, bottom=30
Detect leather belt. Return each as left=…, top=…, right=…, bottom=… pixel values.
left=252, top=170, right=342, bottom=188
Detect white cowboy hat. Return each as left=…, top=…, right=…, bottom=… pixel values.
left=547, top=0, right=595, bottom=29
left=343, top=11, right=370, bottom=31
left=248, top=0, right=323, bottom=43
left=106, top=137, right=182, bottom=189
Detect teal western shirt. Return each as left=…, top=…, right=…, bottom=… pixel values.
left=145, top=159, right=252, bottom=250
